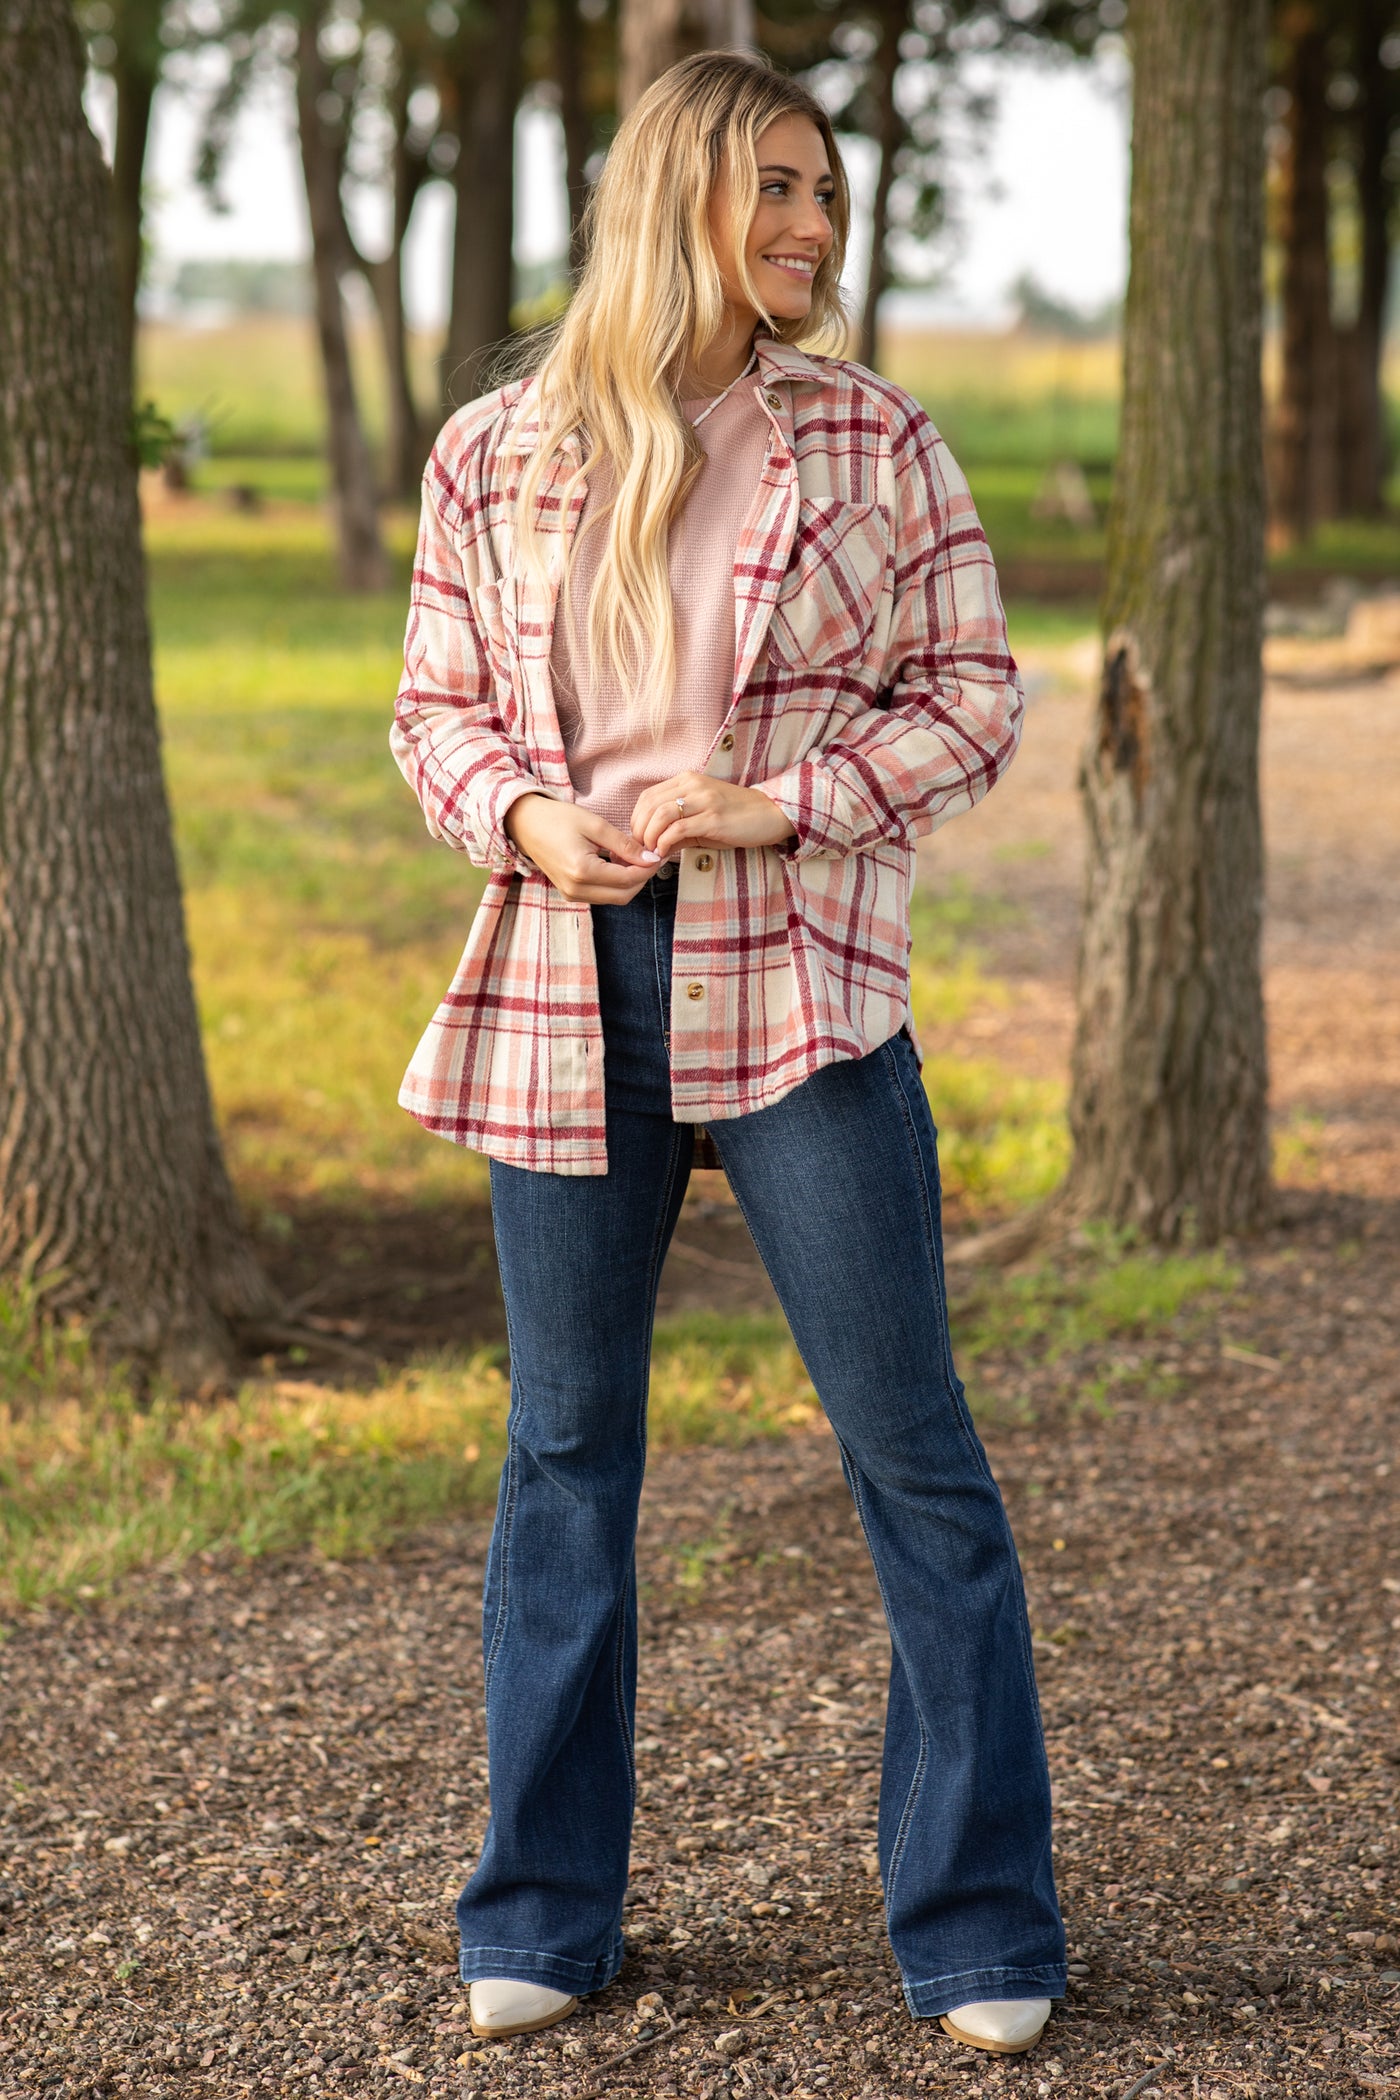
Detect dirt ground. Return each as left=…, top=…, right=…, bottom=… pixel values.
left=2, top=654, right=1398, bottom=2100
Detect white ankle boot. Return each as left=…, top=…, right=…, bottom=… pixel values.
left=939, top=1997, right=1051, bottom=2053
left=468, top=1978, right=578, bottom=2037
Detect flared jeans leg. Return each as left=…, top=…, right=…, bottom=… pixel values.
left=709, top=1031, right=1066, bottom=2018
left=455, top=873, right=691, bottom=1994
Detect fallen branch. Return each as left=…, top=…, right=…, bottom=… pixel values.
left=1120, top=2050, right=1174, bottom=2100
left=574, top=2015, right=687, bottom=2095
left=237, top=1319, right=380, bottom=1369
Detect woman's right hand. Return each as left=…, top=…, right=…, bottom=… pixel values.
left=504, top=793, right=661, bottom=904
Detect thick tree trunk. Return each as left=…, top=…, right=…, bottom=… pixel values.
left=110, top=49, right=155, bottom=396
left=1064, top=0, right=1271, bottom=1244
left=0, top=0, right=273, bottom=1380
left=1335, top=0, right=1392, bottom=518
left=295, top=14, right=388, bottom=593
left=858, top=0, right=903, bottom=373
left=1271, top=4, right=1337, bottom=543
left=441, top=0, right=529, bottom=408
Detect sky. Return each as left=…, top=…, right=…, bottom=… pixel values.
left=90, top=42, right=1129, bottom=332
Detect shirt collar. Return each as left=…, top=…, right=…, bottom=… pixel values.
left=751, top=329, right=830, bottom=388
left=508, top=328, right=829, bottom=461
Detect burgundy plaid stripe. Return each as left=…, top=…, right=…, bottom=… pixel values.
left=391, top=331, right=1024, bottom=1174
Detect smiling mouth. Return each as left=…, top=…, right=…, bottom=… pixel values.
left=762, top=255, right=817, bottom=280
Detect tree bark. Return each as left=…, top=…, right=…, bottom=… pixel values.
left=110, top=43, right=156, bottom=397
left=440, top=0, right=529, bottom=409
left=1064, top=0, right=1271, bottom=1244
left=1271, top=3, right=1337, bottom=542
left=295, top=12, right=389, bottom=593
left=1334, top=0, right=1392, bottom=518
left=858, top=0, right=904, bottom=373
left=0, top=0, right=273, bottom=1380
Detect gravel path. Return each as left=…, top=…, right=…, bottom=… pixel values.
left=3, top=1191, right=1397, bottom=2100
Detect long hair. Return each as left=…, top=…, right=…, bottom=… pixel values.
left=504, top=50, right=852, bottom=736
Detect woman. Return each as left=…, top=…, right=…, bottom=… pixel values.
left=392, top=49, right=1064, bottom=2059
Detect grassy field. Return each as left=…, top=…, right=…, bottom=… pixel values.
left=141, top=314, right=1400, bottom=581
left=0, top=483, right=1246, bottom=1615
left=24, top=306, right=1384, bottom=1613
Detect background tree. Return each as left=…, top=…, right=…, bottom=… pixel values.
left=1269, top=0, right=1400, bottom=539
left=617, top=0, right=755, bottom=115
left=437, top=0, right=533, bottom=403
left=758, top=0, right=1115, bottom=370
left=1064, top=0, right=1272, bottom=1242
left=0, top=0, right=272, bottom=1379
left=78, top=0, right=170, bottom=391
left=295, top=6, right=391, bottom=589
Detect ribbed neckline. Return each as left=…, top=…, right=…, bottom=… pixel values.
left=679, top=346, right=759, bottom=421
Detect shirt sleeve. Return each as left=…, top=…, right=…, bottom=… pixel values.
left=753, top=403, right=1024, bottom=861
left=390, top=436, right=546, bottom=878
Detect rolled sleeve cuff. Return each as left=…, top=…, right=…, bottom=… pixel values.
left=482, top=775, right=552, bottom=878
left=753, top=764, right=854, bottom=861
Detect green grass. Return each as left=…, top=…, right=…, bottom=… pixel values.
left=5, top=355, right=1274, bottom=1610
left=0, top=1307, right=824, bottom=1616
left=954, top=1235, right=1243, bottom=1425
left=2, top=1244, right=1244, bottom=1615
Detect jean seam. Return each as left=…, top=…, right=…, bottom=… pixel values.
left=482, top=1421, right=519, bottom=1700
left=839, top=1445, right=928, bottom=1922
left=482, top=1287, right=524, bottom=1701
left=606, top=1122, right=690, bottom=1808
left=883, top=1039, right=1059, bottom=1830
left=652, top=882, right=673, bottom=1059
left=881, top=1040, right=996, bottom=1487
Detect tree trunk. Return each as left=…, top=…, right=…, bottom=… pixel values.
left=364, top=79, right=429, bottom=504
left=0, top=0, right=273, bottom=1381
left=295, top=13, right=388, bottom=593
left=1064, top=0, right=1271, bottom=1244
left=441, top=0, right=529, bottom=409
left=1334, top=0, right=1392, bottom=518
left=858, top=0, right=904, bottom=373
left=617, top=0, right=756, bottom=124
left=110, top=47, right=155, bottom=397
left=618, top=0, right=684, bottom=117
left=1271, top=3, right=1337, bottom=543
left=557, top=0, right=593, bottom=275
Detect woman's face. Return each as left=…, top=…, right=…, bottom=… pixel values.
left=709, top=113, right=837, bottom=326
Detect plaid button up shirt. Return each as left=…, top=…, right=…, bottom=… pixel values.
left=392, top=330, right=1024, bottom=1174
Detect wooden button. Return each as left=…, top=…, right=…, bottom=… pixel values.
left=720, top=731, right=735, bottom=751
left=763, top=389, right=782, bottom=410
left=695, top=852, right=715, bottom=873
left=686, top=982, right=705, bottom=1001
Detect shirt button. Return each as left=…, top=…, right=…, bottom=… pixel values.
left=720, top=731, right=735, bottom=752
left=694, top=852, right=714, bottom=873
left=686, top=982, right=705, bottom=1001
left=763, top=389, right=782, bottom=410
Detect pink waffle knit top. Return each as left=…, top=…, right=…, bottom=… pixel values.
left=549, top=369, right=771, bottom=840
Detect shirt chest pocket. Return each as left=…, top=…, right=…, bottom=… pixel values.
left=767, top=497, right=890, bottom=673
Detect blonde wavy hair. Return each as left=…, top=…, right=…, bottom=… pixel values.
left=504, top=50, right=852, bottom=735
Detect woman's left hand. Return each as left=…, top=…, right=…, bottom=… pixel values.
left=630, top=770, right=796, bottom=860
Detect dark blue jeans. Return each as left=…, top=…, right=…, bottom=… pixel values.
left=460, top=865, right=1065, bottom=2018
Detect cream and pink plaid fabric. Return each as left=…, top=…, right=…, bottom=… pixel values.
left=391, top=329, right=1024, bottom=1174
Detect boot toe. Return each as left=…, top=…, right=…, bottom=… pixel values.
left=469, top=1979, right=578, bottom=2037
left=939, top=1997, right=1051, bottom=2053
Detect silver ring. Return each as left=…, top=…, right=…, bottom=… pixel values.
left=676, top=797, right=686, bottom=815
